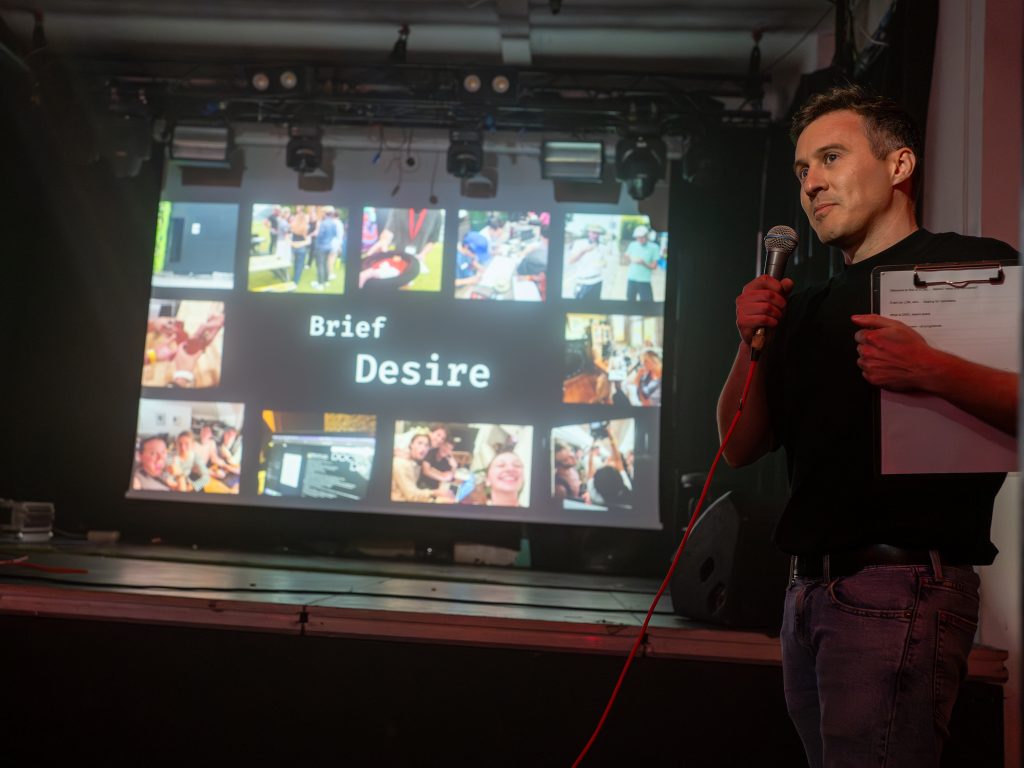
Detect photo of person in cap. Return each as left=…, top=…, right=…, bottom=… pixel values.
left=562, top=214, right=667, bottom=302
left=624, top=224, right=660, bottom=302
left=565, top=219, right=611, bottom=300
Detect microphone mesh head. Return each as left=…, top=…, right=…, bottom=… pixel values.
left=764, top=225, right=798, bottom=253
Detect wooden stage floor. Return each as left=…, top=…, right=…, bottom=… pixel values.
left=0, top=540, right=1008, bottom=682
left=0, top=541, right=1009, bottom=766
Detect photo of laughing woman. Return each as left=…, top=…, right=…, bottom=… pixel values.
left=391, top=422, right=533, bottom=508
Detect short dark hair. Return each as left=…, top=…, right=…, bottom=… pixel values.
left=791, top=84, right=921, bottom=161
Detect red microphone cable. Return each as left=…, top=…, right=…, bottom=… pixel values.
left=571, top=358, right=759, bottom=768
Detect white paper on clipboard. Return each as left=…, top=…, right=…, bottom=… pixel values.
left=874, top=262, right=1020, bottom=474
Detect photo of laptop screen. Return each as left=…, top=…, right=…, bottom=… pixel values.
left=263, top=433, right=375, bottom=501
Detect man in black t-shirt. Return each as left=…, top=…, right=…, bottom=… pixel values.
left=716, top=85, right=1018, bottom=767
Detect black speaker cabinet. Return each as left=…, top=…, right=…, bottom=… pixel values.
left=669, top=490, right=789, bottom=631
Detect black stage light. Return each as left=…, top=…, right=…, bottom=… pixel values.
left=614, top=135, right=666, bottom=200
left=286, top=123, right=323, bottom=174
left=390, top=24, right=410, bottom=63
left=447, top=129, right=483, bottom=178
left=100, top=113, right=152, bottom=178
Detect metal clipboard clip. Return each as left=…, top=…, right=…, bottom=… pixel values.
left=912, top=262, right=1005, bottom=288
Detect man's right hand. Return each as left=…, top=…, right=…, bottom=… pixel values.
left=735, top=275, right=795, bottom=345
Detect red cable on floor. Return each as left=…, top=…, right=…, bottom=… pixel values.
left=571, top=359, right=759, bottom=768
left=0, top=557, right=89, bottom=575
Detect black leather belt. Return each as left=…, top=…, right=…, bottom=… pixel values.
left=790, top=545, right=959, bottom=581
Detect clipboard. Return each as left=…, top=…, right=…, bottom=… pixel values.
left=870, top=260, right=1019, bottom=475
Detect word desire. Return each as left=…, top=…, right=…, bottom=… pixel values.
left=355, top=353, right=491, bottom=389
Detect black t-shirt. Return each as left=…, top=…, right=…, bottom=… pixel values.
left=763, top=229, right=1016, bottom=562
left=384, top=208, right=443, bottom=255
left=416, top=447, right=453, bottom=490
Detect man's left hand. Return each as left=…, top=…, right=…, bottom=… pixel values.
left=851, top=314, right=938, bottom=391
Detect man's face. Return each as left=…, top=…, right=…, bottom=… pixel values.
left=555, top=448, right=574, bottom=468
left=794, top=110, right=898, bottom=252
left=410, top=436, right=430, bottom=461
left=177, top=434, right=193, bottom=454
left=140, top=439, right=167, bottom=477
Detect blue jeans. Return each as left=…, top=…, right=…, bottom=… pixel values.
left=781, top=559, right=979, bottom=767
left=314, top=247, right=330, bottom=285
left=292, top=246, right=309, bottom=283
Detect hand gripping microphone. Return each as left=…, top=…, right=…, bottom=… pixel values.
left=750, top=225, right=798, bottom=359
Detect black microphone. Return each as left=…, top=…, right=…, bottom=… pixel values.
left=750, top=225, right=798, bottom=359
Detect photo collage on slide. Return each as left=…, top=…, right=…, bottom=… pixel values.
left=131, top=200, right=668, bottom=523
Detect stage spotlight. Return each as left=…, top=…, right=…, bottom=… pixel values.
left=99, top=113, right=152, bottom=178
left=447, top=129, right=484, bottom=178
left=170, top=123, right=232, bottom=167
left=279, top=69, right=298, bottom=90
left=286, top=123, right=323, bottom=174
left=614, top=135, right=666, bottom=200
left=251, top=72, right=270, bottom=92
left=463, top=74, right=482, bottom=93
left=491, top=74, right=511, bottom=95
left=541, top=141, right=604, bottom=181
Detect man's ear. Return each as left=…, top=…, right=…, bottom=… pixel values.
left=891, top=147, right=916, bottom=187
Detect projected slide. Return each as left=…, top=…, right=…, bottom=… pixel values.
left=259, top=411, right=376, bottom=500
left=455, top=210, right=550, bottom=301
left=360, top=207, right=445, bottom=292
left=248, top=204, right=348, bottom=294
left=552, top=419, right=635, bottom=511
left=563, top=314, right=664, bottom=406
left=142, top=299, right=225, bottom=389
left=561, top=213, right=667, bottom=302
left=132, top=174, right=669, bottom=530
left=391, top=422, right=533, bottom=508
left=153, top=202, right=238, bottom=289
left=130, top=399, right=244, bottom=494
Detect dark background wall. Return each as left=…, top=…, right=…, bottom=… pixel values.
left=0, top=60, right=792, bottom=576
